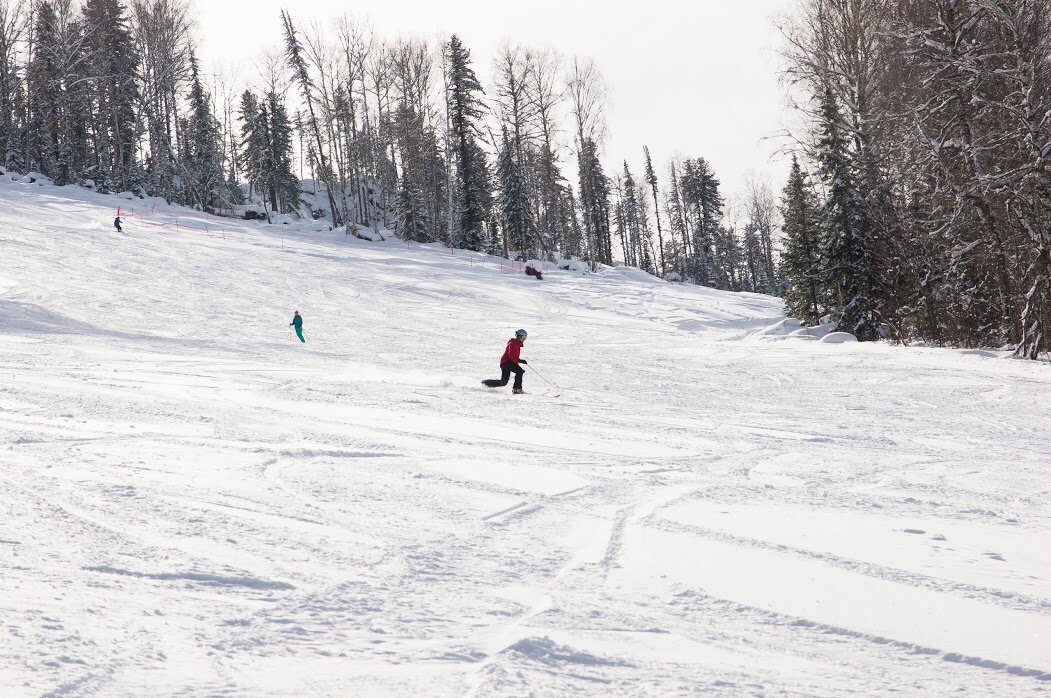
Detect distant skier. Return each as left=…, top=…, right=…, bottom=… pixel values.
left=482, top=328, right=528, bottom=394
left=114, top=216, right=122, bottom=233
left=290, top=310, right=305, bottom=343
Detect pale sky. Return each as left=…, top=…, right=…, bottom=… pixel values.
left=196, top=0, right=796, bottom=204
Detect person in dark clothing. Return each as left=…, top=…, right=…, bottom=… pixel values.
left=114, top=216, right=122, bottom=232
left=290, top=310, right=305, bottom=342
left=482, top=329, right=528, bottom=394
left=525, top=265, right=543, bottom=280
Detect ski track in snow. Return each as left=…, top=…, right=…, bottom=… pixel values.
left=0, top=179, right=1049, bottom=696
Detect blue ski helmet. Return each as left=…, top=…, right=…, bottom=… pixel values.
left=515, top=328, right=528, bottom=339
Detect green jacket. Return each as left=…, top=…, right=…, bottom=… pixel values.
left=292, top=315, right=303, bottom=329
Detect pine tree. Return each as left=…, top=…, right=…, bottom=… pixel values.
left=396, top=177, right=429, bottom=242
left=26, top=2, right=59, bottom=178
left=562, top=185, right=585, bottom=259
left=282, top=10, right=340, bottom=225
left=679, top=158, right=722, bottom=286
left=780, top=155, right=825, bottom=324
left=445, top=35, right=490, bottom=250
left=643, top=146, right=666, bottom=277
left=183, top=54, right=223, bottom=212
left=665, top=161, right=690, bottom=275
left=497, top=128, right=533, bottom=258
left=265, top=91, right=298, bottom=214
left=620, top=162, right=641, bottom=266
left=577, top=138, right=612, bottom=266
left=392, top=94, right=446, bottom=242
left=52, top=0, right=91, bottom=187
left=238, top=90, right=266, bottom=204
left=816, top=87, right=880, bottom=340
left=741, top=223, right=762, bottom=292
left=82, top=0, right=139, bottom=192
left=716, top=225, right=744, bottom=290
left=464, top=137, right=494, bottom=251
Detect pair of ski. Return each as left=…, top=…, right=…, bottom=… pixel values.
left=513, top=389, right=561, bottom=398
left=480, top=381, right=559, bottom=398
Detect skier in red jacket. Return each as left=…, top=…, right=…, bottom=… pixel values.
left=482, top=329, right=528, bottom=394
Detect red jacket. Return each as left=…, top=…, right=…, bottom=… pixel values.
left=500, top=338, right=524, bottom=365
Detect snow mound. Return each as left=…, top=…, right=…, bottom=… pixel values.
left=751, top=318, right=831, bottom=342
left=16, top=172, right=51, bottom=185
left=820, top=331, right=859, bottom=344
left=0, top=299, right=109, bottom=335
left=349, top=224, right=385, bottom=241
left=605, top=265, right=660, bottom=284
left=556, top=256, right=588, bottom=274
left=504, top=637, right=631, bottom=667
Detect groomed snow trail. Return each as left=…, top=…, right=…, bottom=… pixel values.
left=1, top=179, right=1048, bottom=696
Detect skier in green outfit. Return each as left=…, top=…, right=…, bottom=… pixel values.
left=290, top=310, right=305, bottom=343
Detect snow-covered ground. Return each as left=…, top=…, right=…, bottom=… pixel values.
left=1, top=178, right=1048, bottom=696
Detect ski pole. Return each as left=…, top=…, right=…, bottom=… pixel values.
left=525, top=364, right=560, bottom=390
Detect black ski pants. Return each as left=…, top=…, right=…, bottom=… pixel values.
left=484, top=361, right=524, bottom=390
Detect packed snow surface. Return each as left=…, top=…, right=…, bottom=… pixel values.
left=1, top=179, right=1049, bottom=696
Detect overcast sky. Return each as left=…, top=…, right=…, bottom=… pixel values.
left=196, top=0, right=796, bottom=204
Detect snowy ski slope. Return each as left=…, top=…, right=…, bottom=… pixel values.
left=0, top=177, right=1048, bottom=696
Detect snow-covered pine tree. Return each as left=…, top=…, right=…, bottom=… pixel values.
left=238, top=90, right=266, bottom=205
left=25, top=2, right=59, bottom=178
left=982, top=0, right=1051, bottom=359
left=395, top=173, right=429, bottom=242
left=715, top=224, right=744, bottom=291
left=389, top=38, right=449, bottom=243
left=741, top=222, right=762, bottom=292
left=132, top=0, right=192, bottom=203
left=497, top=127, right=533, bottom=259
left=464, top=137, right=494, bottom=251
left=392, top=101, right=434, bottom=242
left=576, top=138, right=612, bottom=267
left=780, top=155, right=825, bottom=325
left=816, top=86, right=880, bottom=341
left=444, top=34, right=490, bottom=251
left=493, top=44, right=539, bottom=259
left=183, top=54, right=223, bottom=212
left=266, top=91, right=298, bottom=215
left=561, top=186, right=585, bottom=259
left=239, top=89, right=300, bottom=219
left=82, top=0, right=139, bottom=193
left=679, top=158, right=722, bottom=286
left=52, top=0, right=92, bottom=187
left=25, top=0, right=92, bottom=185
left=743, top=178, right=778, bottom=295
